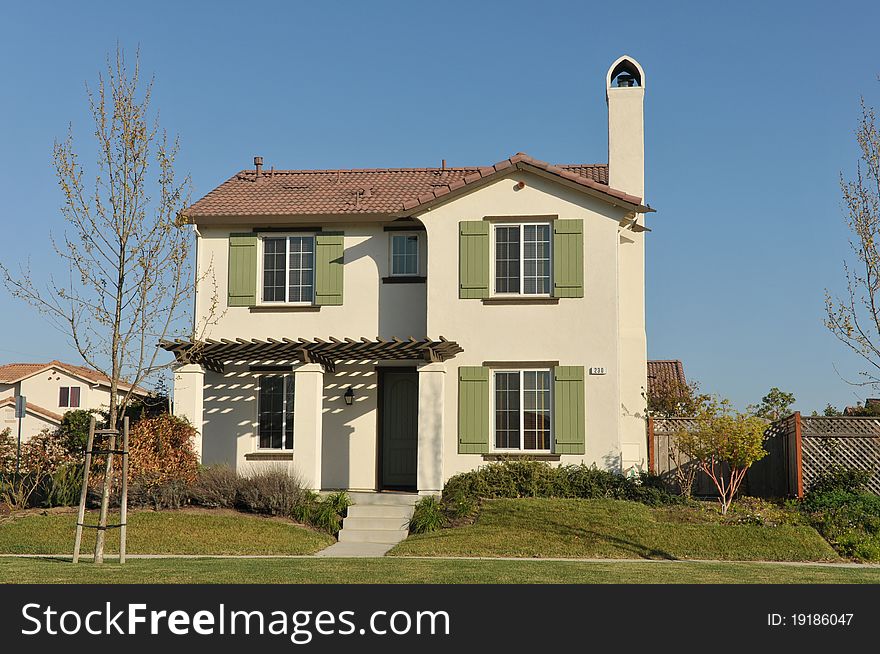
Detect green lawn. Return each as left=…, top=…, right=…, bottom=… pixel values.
left=0, top=509, right=334, bottom=555
left=390, top=498, right=839, bottom=562
left=1, top=557, right=877, bottom=584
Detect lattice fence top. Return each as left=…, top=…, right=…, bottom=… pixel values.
left=801, top=416, right=880, bottom=436
left=652, top=416, right=774, bottom=435
left=651, top=417, right=698, bottom=434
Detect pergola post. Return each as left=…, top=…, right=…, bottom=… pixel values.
left=292, top=362, right=325, bottom=491
left=417, top=361, right=446, bottom=495
left=172, top=363, right=205, bottom=462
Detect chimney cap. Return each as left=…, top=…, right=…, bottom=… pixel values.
left=606, top=55, right=645, bottom=90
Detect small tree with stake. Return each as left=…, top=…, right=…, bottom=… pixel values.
left=0, top=47, right=217, bottom=562
left=675, top=399, right=768, bottom=514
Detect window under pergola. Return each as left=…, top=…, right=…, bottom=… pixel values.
left=159, top=336, right=464, bottom=374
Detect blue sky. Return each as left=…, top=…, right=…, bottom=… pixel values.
left=0, top=1, right=878, bottom=413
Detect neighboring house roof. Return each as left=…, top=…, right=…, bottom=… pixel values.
left=0, top=396, right=63, bottom=423
left=182, top=153, right=649, bottom=220
left=647, top=360, right=687, bottom=395
left=0, top=360, right=149, bottom=395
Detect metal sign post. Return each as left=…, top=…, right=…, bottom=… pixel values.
left=14, top=395, right=25, bottom=481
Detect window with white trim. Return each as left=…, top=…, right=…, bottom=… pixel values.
left=257, top=375, right=294, bottom=449
left=262, top=235, right=315, bottom=304
left=493, top=223, right=551, bottom=295
left=493, top=369, right=552, bottom=451
left=59, top=386, right=81, bottom=408
left=390, top=233, right=419, bottom=276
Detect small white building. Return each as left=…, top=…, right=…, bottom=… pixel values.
left=167, top=56, right=654, bottom=493
left=0, top=360, right=150, bottom=441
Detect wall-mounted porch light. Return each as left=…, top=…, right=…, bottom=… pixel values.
left=344, top=386, right=355, bottom=406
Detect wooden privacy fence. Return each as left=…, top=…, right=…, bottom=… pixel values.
left=647, top=412, right=880, bottom=498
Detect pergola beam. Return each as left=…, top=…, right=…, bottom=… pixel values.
left=160, top=336, right=463, bottom=373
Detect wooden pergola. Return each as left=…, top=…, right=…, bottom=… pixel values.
left=159, top=336, right=463, bottom=373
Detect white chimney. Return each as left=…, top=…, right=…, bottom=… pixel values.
left=606, top=55, right=645, bottom=200
left=607, top=55, right=648, bottom=475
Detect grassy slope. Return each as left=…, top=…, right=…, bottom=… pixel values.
left=0, top=509, right=334, bottom=555
left=1, top=557, right=877, bottom=584
left=390, top=498, right=839, bottom=562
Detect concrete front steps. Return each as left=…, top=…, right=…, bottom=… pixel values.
left=315, top=492, right=418, bottom=557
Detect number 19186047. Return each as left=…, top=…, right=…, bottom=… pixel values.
left=768, top=613, right=853, bottom=626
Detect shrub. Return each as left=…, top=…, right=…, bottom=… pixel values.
left=800, top=466, right=880, bottom=561
left=235, top=468, right=309, bottom=517
left=1, top=429, right=80, bottom=509
left=20, top=429, right=77, bottom=476
left=188, top=465, right=239, bottom=508
left=409, top=495, right=445, bottom=534
left=57, top=410, right=98, bottom=454
left=0, top=428, right=15, bottom=478
left=45, top=463, right=85, bottom=508
left=124, top=414, right=199, bottom=508
left=438, top=460, right=683, bottom=523
left=311, top=492, right=351, bottom=535
left=807, top=464, right=872, bottom=495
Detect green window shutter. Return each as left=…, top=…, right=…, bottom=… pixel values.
left=553, top=219, right=584, bottom=298
left=458, top=366, right=490, bottom=453
left=227, top=233, right=257, bottom=307
left=459, top=221, right=489, bottom=299
left=315, top=232, right=344, bottom=306
left=554, top=366, right=585, bottom=454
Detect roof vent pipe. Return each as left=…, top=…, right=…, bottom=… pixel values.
left=442, top=159, right=446, bottom=170
left=254, top=156, right=263, bottom=178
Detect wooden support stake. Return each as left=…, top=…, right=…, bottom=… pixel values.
left=72, top=416, right=96, bottom=564
left=119, top=417, right=129, bottom=564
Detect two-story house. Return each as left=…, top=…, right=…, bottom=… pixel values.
left=164, top=55, right=653, bottom=495
left=0, top=360, right=150, bottom=441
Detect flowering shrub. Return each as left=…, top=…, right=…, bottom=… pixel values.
left=123, top=414, right=199, bottom=508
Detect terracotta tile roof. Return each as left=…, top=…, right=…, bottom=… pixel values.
left=0, top=360, right=148, bottom=395
left=647, top=360, right=687, bottom=395
left=182, top=153, right=635, bottom=220
left=0, top=396, right=63, bottom=423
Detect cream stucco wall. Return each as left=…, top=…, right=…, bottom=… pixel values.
left=196, top=224, right=427, bottom=342
left=418, top=170, right=637, bottom=477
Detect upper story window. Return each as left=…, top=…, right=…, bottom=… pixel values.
left=390, top=234, right=420, bottom=276
left=59, top=386, right=81, bottom=408
left=494, top=223, right=551, bottom=295
left=262, top=235, right=315, bottom=304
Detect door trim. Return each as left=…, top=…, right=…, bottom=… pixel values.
left=376, top=366, right=418, bottom=491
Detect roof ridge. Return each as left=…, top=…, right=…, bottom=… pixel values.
left=231, top=163, right=607, bottom=176
left=235, top=166, right=482, bottom=175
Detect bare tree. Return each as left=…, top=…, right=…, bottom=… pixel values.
left=0, top=47, right=206, bottom=561
left=826, top=95, right=880, bottom=384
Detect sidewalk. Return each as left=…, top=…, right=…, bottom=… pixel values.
left=1, top=553, right=877, bottom=568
